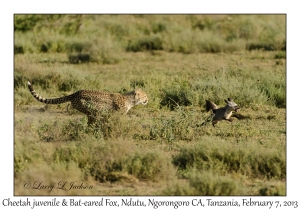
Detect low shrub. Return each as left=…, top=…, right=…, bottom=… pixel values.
left=151, top=22, right=167, bottom=34
left=14, top=45, right=24, bottom=54
left=274, top=51, right=286, bottom=59
left=65, top=41, right=92, bottom=53
left=68, top=53, right=91, bottom=64
left=172, top=140, right=285, bottom=179
left=126, top=36, right=163, bottom=52
left=259, top=183, right=286, bottom=196
left=148, top=106, right=197, bottom=142
left=160, top=82, right=192, bottom=110
left=163, top=171, right=240, bottom=196
left=246, top=42, right=276, bottom=51
left=130, top=79, right=146, bottom=89
left=126, top=151, right=175, bottom=181
left=14, top=14, right=42, bottom=32
left=53, top=139, right=175, bottom=183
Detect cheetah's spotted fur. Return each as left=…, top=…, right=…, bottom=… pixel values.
left=28, top=81, right=148, bottom=124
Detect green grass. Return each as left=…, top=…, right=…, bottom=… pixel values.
left=14, top=15, right=286, bottom=196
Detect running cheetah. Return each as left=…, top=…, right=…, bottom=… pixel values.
left=205, top=98, right=240, bottom=127
left=27, top=81, right=148, bottom=124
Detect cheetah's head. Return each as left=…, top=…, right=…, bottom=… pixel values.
left=133, top=89, right=148, bottom=105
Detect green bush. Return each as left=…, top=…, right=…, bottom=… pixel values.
left=126, top=36, right=163, bottom=52
left=151, top=22, right=167, bottom=33
left=105, top=22, right=128, bottom=38
left=130, top=79, right=146, bottom=89
left=254, top=72, right=286, bottom=108
left=192, top=17, right=215, bottom=31
left=53, top=139, right=175, bottom=183
left=160, top=81, right=192, bottom=110
left=148, top=106, right=197, bottom=142
left=68, top=53, right=91, bottom=64
left=39, top=41, right=51, bottom=53
left=61, top=119, right=92, bottom=141
left=60, top=18, right=82, bottom=36
left=14, top=71, right=26, bottom=89
left=65, top=41, right=92, bottom=53
left=14, top=45, right=24, bottom=54
left=163, top=171, right=239, bottom=196
left=14, top=15, right=42, bottom=32
left=259, top=183, right=286, bottom=196
left=172, top=140, right=285, bottom=179
left=188, top=171, right=239, bottom=195
left=274, top=51, right=286, bottom=59
left=126, top=151, right=175, bottom=181
left=246, top=42, right=276, bottom=51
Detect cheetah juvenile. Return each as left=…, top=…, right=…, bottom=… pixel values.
left=205, top=98, right=240, bottom=127
left=27, top=81, right=148, bottom=124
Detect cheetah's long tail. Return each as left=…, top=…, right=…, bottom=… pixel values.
left=28, top=81, right=71, bottom=104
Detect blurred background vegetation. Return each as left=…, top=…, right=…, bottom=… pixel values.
left=14, top=14, right=285, bottom=57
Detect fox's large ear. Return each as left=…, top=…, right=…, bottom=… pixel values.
left=228, top=98, right=232, bottom=101
left=224, top=99, right=228, bottom=103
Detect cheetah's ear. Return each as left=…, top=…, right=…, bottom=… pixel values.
left=228, top=98, right=232, bottom=102
left=225, top=99, right=228, bottom=103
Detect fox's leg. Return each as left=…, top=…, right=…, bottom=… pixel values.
left=231, top=113, right=240, bottom=119
left=225, top=118, right=233, bottom=122
left=87, top=115, right=96, bottom=125
left=212, top=121, right=218, bottom=127
left=222, top=115, right=233, bottom=122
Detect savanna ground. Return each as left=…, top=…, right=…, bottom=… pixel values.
left=14, top=14, right=286, bottom=196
